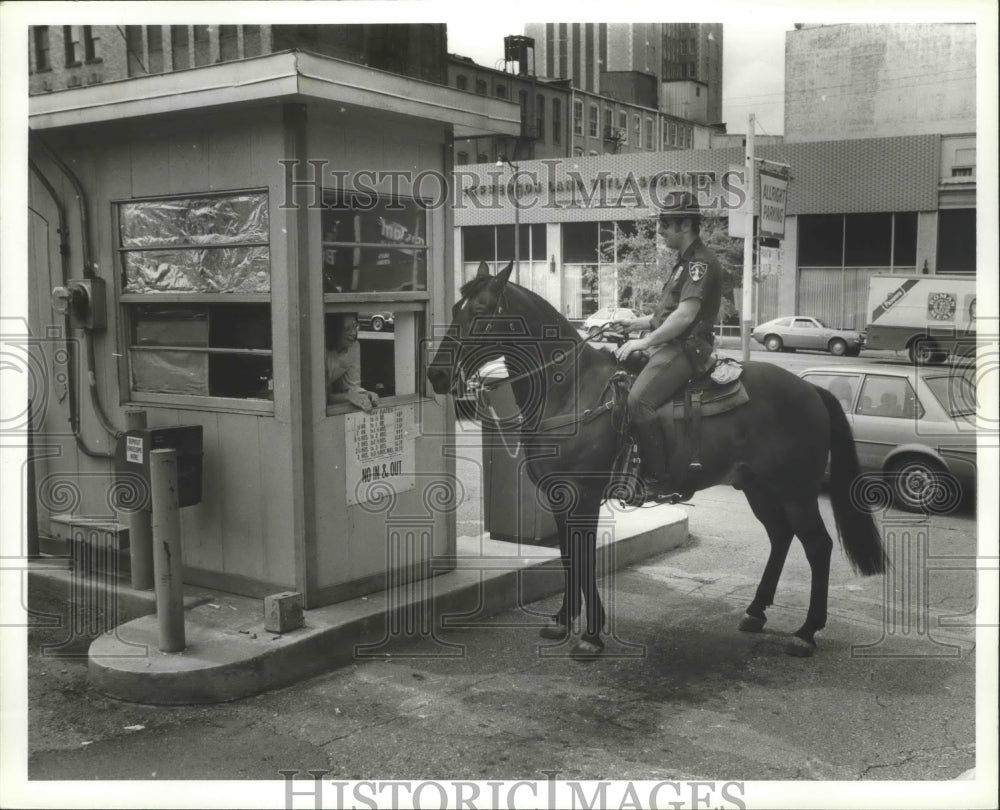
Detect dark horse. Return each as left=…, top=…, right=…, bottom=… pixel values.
left=427, top=263, right=886, bottom=658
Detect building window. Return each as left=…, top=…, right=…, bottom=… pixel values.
left=170, top=25, right=189, bottom=70
left=604, top=107, right=613, bottom=137
left=456, top=74, right=467, bottom=91
left=463, top=224, right=547, bottom=264
left=193, top=25, right=211, bottom=66
left=461, top=224, right=548, bottom=294
left=495, top=84, right=507, bottom=99
left=645, top=117, right=654, bottom=150
left=552, top=98, right=562, bottom=143
left=321, top=189, right=430, bottom=406
left=63, top=26, right=82, bottom=66
left=619, top=111, right=628, bottom=144
left=561, top=220, right=638, bottom=318
left=219, top=25, right=239, bottom=62
left=32, top=26, right=50, bottom=72
left=475, top=78, right=487, bottom=95
left=798, top=213, right=919, bottom=270
left=243, top=25, right=261, bottom=57
left=633, top=114, right=641, bottom=146
left=589, top=103, right=599, bottom=138
left=147, top=26, right=164, bottom=73
left=124, top=26, right=145, bottom=75
left=937, top=209, right=976, bottom=274
left=83, top=25, right=101, bottom=63
left=322, top=190, right=428, bottom=294
left=535, top=94, right=545, bottom=142
left=573, top=98, right=583, bottom=135
left=118, top=190, right=273, bottom=405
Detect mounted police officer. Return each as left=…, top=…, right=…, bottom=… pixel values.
left=613, top=191, right=723, bottom=498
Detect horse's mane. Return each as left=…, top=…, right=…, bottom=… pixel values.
left=459, top=276, right=582, bottom=343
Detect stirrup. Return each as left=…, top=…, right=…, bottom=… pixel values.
left=643, top=478, right=689, bottom=504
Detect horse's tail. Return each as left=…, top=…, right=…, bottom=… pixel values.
left=815, top=386, right=887, bottom=575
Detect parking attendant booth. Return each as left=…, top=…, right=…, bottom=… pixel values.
left=27, top=50, right=520, bottom=607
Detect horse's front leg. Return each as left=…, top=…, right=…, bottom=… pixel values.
left=568, top=498, right=605, bottom=659
left=539, top=508, right=575, bottom=641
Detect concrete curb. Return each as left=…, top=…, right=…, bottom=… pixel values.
left=34, top=504, right=688, bottom=705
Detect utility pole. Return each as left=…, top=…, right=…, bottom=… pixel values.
left=497, top=156, right=520, bottom=285
left=741, top=113, right=756, bottom=362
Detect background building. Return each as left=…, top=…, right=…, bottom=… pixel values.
left=524, top=22, right=723, bottom=124
left=784, top=23, right=976, bottom=142
left=28, top=23, right=449, bottom=94
left=449, top=29, right=723, bottom=164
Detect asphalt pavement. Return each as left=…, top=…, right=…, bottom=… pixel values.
left=25, top=488, right=979, bottom=790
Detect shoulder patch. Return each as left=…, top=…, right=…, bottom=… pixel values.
left=688, top=261, right=708, bottom=282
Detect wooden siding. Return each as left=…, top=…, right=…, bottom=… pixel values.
left=29, top=105, right=299, bottom=592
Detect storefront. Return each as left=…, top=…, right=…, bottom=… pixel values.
left=452, top=134, right=975, bottom=330
left=27, top=50, right=520, bottom=607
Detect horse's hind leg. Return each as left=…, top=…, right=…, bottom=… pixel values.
left=784, top=497, right=834, bottom=657
left=740, top=480, right=794, bottom=634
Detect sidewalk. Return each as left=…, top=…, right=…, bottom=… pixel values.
left=30, top=502, right=687, bottom=705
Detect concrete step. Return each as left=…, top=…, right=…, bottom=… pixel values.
left=51, top=504, right=689, bottom=705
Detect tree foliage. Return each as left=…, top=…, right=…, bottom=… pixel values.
left=602, top=215, right=760, bottom=324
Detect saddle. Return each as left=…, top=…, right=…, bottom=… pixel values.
left=609, top=356, right=749, bottom=504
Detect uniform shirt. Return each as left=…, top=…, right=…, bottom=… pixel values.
left=649, top=236, right=723, bottom=340
left=326, top=341, right=363, bottom=401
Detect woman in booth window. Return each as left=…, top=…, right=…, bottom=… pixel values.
left=325, top=313, right=380, bottom=412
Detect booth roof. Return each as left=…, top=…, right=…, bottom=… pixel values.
left=29, top=49, right=521, bottom=139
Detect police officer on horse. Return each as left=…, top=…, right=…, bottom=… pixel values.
left=613, top=191, right=723, bottom=499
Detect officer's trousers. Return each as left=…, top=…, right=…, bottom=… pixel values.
left=626, top=342, right=694, bottom=482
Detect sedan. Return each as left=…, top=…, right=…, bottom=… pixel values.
left=800, top=363, right=977, bottom=511
left=359, top=311, right=394, bottom=332
left=753, top=316, right=865, bottom=356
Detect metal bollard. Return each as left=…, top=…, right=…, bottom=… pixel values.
left=124, top=409, right=154, bottom=590
left=150, top=448, right=185, bottom=652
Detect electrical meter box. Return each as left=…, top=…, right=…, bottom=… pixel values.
left=116, top=425, right=204, bottom=507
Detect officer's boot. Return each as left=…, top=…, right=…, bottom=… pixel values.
left=631, top=415, right=680, bottom=502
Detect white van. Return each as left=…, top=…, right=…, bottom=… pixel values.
left=864, top=275, right=976, bottom=364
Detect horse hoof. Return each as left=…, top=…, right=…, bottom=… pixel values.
left=570, top=638, right=604, bottom=660
left=738, top=613, right=766, bottom=633
left=785, top=637, right=816, bottom=657
left=539, top=620, right=569, bottom=640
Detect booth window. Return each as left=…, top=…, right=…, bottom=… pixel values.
left=322, top=189, right=429, bottom=412
left=117, top=190, right=273, bottom=407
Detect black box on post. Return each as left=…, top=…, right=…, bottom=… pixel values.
left=116, top=425, right=204, bottom=507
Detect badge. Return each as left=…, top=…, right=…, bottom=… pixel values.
left=688, top=261, right=708, bottom=282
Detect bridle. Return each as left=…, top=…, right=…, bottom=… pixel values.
left=444, top=287, right=625, bottom=443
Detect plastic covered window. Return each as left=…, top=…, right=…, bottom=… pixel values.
left=119, top=192, right=270, bottom=293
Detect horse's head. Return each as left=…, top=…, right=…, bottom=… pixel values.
left=427, top=261, right=514, bottom=396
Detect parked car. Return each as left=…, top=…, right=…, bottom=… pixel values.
left=581, top=307, right=645, bottom=346
left=454, top=358, right=508, bottom=420
left=359, top=311, right=394, bottom=332
left=753, top=316, right=864, bottom=356
left=800, top=363, right=977, bottom=511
